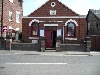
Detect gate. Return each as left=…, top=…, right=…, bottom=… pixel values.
left=91, top=36, right=100, bottom=51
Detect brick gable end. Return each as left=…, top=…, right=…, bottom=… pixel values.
left=28, top=0, right=79, bottom=17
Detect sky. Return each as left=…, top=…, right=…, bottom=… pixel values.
left=23, top=0, right=100, bottom=16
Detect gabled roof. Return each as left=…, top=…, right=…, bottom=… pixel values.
left=91, top=9, right=100, bottom=18
left=87, top=9, right=100, bottom=21
left=28, top=0, right=79, bottom=17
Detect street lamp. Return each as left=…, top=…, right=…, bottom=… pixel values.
left=0, top=0, right=4, bottom=49
left=1, top=0, right=3, bottom=36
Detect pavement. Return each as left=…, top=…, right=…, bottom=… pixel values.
left=0, top=50, right=100, bottom=56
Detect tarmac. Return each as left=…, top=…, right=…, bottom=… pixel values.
left=0, top=50, right=100, bottom=56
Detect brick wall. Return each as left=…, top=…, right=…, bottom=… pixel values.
left=60, top=44, right=87, bottom=51
left=11, top=43, right=41, bottom=51
left=1, top=0, right=22, bottom=33
left=79, top=18, right=87, bottom=40
left=22, top=17, right=86, bottom=44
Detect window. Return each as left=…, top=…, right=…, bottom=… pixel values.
left=50, top=10, right=56, bottom=15
left=96, top=23, right=99, bottom=29
left=40, top=28, right=44, bottom=37
left=67, top=22, right=76, bottom=37
left=16, top=11, right=20, bottom=23
left=9, top=11, right=12, bottom=22
left=31, top=22, right=39, bottom=36
left=51, top=2, right=56, bottom=7
left=9, top=0, right=13, bottom=3
left=57, top=28, right=62, bottom=37
left=88, top=22, right=90, bottom=30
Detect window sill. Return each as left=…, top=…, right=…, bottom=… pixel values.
left=29, top=37, right=39, bottom=40
left=65, top=38, right=77, bottom=40
left=16, top=22, right=20, bottom=23
left=9, top=20, right=12, bottom=22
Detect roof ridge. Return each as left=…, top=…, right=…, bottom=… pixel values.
left=90, top=9, right=100, bottom=20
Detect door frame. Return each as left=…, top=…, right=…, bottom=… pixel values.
left=45, top=26, right=57, bottom=49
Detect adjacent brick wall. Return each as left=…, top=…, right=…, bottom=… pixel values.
left=11, top=43, right=41, bottom=51
left=60, top=44, right=87, bottom=51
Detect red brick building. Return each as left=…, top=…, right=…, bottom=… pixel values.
left=0, top=0, right=23, bottom=40
left=22, top=0, right=86, bottom=50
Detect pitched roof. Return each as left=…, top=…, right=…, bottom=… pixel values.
left=28, top=0, right=79, bottom=17
left=90, top=9, right=100, bottom=20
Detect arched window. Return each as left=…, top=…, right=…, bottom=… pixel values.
left=67, top=22, right=76, bottom=37
left=31, top=22, right=39, bottom=36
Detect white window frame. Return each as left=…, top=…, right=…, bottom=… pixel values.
left=9, top=11, right=12, bottom=22
left=67, top=22, right=75, bottom=37
left=9, top=0, right=13, bottom=3
left=51, top=2, right=56, bottom=7
left=16, top=11, right=20, bottom=23
left=57, top=28, right=62, bottom=37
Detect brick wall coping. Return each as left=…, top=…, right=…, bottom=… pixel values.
left=87, top=41, right=91, bottom=42
left=60, top=44, right=83, bottom=46
left=29, top=37, right=39, bottom=39
left=12, top=43, right=36, bottom=44
left=88, top=35, right=100, bottom=36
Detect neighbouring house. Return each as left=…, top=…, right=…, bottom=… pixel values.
left=0, top=0, right=23, bottom=40
left=22, top=0, right=87, bottom=51
left=86, top=9, right=100, bottom=51
left=87, top=9, right=100, bottom=35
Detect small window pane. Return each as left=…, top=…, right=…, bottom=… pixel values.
left=16, top=11, right=20, bottom=23
left=9, top=11, right=12, bottom=21
left=57, top=28, right=62, bottom=37
left=88, top=22, right=90, bottom=30
left=68, top=23, right=75, bottom=36
left=31, top=22, right=39, bottom=36
left=33, top=31, right=37, bottom=35
left=40, top=28, right=44, bottom=37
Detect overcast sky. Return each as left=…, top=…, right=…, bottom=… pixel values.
left=23, top=0, right=100, bottom=16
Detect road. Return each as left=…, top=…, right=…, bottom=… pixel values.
left=0, top=54, right=100, bottom=75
